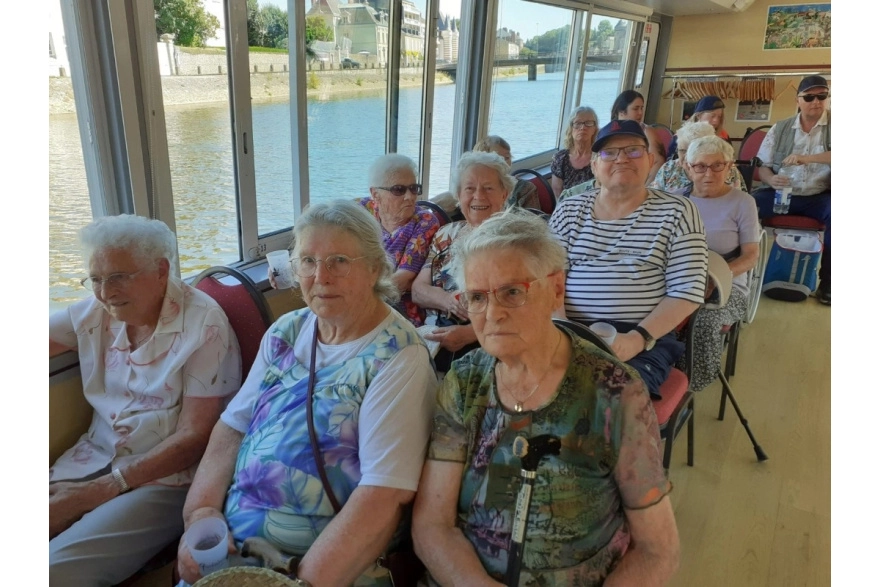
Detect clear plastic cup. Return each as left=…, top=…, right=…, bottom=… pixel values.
left=589, top=322, right=617, bottom=346
left=266, top=250, right=294, bottom=289
left=184, top=517, right=230, bottom=577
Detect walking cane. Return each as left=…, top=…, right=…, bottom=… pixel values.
left=505, top=434, right=561, bottom=587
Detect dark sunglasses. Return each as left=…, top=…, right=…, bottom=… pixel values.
left=376, top=184, right=422, bottom=197
left=799, top=93, right=828, bottom=103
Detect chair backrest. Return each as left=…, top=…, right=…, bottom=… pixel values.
left=552, top=318, right=612, bottom=354
left=416, top=200, right=451, bottom=226
left=512, top=168, right=556, bottom=215
left=192, top=266, right=273, bottom=380
left=738, top=126, right=770, bottom=185
left=651, top=124, right=674, bottom=159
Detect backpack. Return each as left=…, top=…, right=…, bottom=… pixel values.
left=762, top=229, right=823, bottom=302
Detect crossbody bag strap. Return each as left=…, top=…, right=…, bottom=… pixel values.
left=306, top=322, right=343, bottom=514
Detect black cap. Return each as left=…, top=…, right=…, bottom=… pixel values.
left=592, top=120, right=648, bottom=152
left=798, top=75, right=829, bottom=94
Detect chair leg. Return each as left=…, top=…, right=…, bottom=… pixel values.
left=717, top=370, right=768, bottom=462
left=662, top=429, right=673, bottom=473
left=717, top=370, right=728, bottom=421
left=687, top=400, right=694, bottom=467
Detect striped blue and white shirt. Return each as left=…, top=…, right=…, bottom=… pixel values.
left=549, top=188, right=708, bottom=324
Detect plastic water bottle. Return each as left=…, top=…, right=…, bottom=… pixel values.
left=773, top=167, right=793, bottom=214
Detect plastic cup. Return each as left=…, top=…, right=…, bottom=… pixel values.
left=184, top=517, right=230, bottom=577
left=266, top=250, right=295, bottom=289
left=589, top=322, right=617, bottom=346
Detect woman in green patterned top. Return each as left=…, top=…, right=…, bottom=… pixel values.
left=412, top=210, right=679, bottom=586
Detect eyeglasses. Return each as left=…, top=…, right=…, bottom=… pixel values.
left=80, top=269, right=145, bottom=291
left=454, top=276, right=548, bottom=314
left=293, top=254, right=366, bottom=278
left=572, top=121, right=597, bottom=129
left=798, top=93, right=828, bottom=103
left=375, top=184, right=422, bottom=197
left=597, top=145, right=648, bottom=162
left=689, top=161, right=729, bottom=174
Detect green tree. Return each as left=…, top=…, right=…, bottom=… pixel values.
left=590, top=20, right=614, bottom=51
left=246, top=0, right=264, bottom=47
left=154, top=0, right=220, bottom=48
left=305, top=15, right=334, bottom=45
left=262, top=5, right=288, bottom=49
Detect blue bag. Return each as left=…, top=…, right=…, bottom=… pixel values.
left=762, top=229, right=822, bottom=302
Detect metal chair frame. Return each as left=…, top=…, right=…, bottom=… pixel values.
left=416, top=199, right=451, bottom=226
left=512, top=168, right=556, bottom=215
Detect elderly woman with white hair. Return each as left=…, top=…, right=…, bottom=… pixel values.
left=49, top=214, right=242, bottom=586
left=683, top=135, right=761, bottom=391
left=177, top=200, right=437, bottom=586
left=651, top=120, right=745, bottom=195
left=412, top=151, right=515, bottom=372
left=361, top=153, right=440, bottom=326
left=413, top=210, right=679, bottom=586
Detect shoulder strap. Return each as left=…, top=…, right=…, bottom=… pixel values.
left=307, top=323, right=343, bottom=514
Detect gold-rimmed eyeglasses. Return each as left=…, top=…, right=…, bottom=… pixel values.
left=80, top=269, right=146, bottom=291
left=293, top=255, right=367, bottom=278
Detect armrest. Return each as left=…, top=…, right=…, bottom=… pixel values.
left=705, top=251, right=733, bottom=310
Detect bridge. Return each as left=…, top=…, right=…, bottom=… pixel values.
left=436, top=53, right=622, bottom=80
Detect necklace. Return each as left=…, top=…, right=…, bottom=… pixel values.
left=128, top=326, right=155, bottom=349
left=496, top=332, right=564, bottom=413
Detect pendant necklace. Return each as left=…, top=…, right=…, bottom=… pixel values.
left=497, top=332, right=563, bottom=413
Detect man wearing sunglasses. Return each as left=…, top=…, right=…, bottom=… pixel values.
left=755, top=75, right=831, bottom=305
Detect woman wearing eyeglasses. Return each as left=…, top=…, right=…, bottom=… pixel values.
left=361, top=153, right=440, bottom=326
left=549, top=120, right=708, bottom=401
left=177, top=200, right=437, bottom=586
left=550, top=106, right=599, bottom=198
left=683, top=136, right=761, bottom=391
left=413, top=210, right=679, bottom=586
left=651, top=120, right=744, bottom=195
left=49, top=215, right=242, bottom=586
left=412, top=151, right=514, bottom=372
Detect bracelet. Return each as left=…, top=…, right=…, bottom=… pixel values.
left=111, top=468, right=131, bottom=493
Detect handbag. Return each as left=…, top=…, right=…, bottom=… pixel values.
left=306, top=324, right=426, bottom=587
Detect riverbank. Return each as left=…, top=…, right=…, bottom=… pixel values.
left=49, top=69, right=461, bottom=114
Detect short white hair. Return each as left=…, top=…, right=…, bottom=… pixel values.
left=450, top=151, right=516, bottom=202
left=675, top=121, right=715, bottom=152
left=368, top=153, right=418, bottom=187
left=79, top=214, right=178, bottom=273
left=686, top=135, right=735, bottom=163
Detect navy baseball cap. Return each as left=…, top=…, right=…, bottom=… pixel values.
left=592, top=120, right=648, bottom=152
left=798, top=75, right=828, bottom=94
left=694, top=95, right=725, bottom=114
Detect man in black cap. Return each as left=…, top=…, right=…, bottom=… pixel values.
left=549, top=120, right=708, bottom=400
left=755, top=75, right=831, bottom=304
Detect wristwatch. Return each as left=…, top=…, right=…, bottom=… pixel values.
left=111, top=468, right=131, bottom=493
left=633, top=325, right=656, bottom=352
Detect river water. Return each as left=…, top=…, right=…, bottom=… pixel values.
left=49, top=70, right=621, bottom=311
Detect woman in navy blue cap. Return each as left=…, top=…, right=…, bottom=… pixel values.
left=668, top=95, right=731, bottom=159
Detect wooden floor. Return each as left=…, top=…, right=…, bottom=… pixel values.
left=667, top=293, right=831, bottom=586
left=132, top=295, right=832, bottom=587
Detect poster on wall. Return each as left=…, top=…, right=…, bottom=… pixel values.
left=735, top=100, right=772, bottom=122
left=764, top=4, right=831, bottom=50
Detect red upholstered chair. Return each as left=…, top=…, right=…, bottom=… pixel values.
left=737, top=126, right=771, bottom=191
left=553, top=316, right=696, bottom=473
left=192, top=265, right=273, bottom=380
left=512, top=168, right=556, bottom=215
left=416, top=199, right=451, bottom=227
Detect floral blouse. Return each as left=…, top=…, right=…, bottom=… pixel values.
left=650, top=159, right=745, bottom=195
left=551, top=148, right=595, bottom=191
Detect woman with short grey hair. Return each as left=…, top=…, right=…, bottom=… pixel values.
left=412, top=151, right=515, bottom=372
left=177, top=199, right=437, bottom=586
left=551, top=106, right=599, bottom=197
left=50, top=214, right=241, bottom=586
left=414, top=209, right=679, bottom=586
left=651, top=120, right=744, bottom=194
left=361, top=153, right=440, bottom=326
left=683, top=135, right=761, bottom=391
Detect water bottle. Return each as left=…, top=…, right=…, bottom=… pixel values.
left=773, top=167, right=793, bottom=214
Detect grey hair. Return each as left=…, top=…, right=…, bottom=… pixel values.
left=289, top=199, right=399, bottom=304
left=563, top=106, right=599, bottom=150
left=686, top=135, right=735, bottom=164
left=473, top=135, right=511, bottom=155
left=675, top=121, right=715, bottom=152
left=79, top=214, right=178, bottom=274
left=450, top=208, right=567, bottom=290
left=451, top=151, right=517, bottom=202
left=368, top=153, right=418, bottom=187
